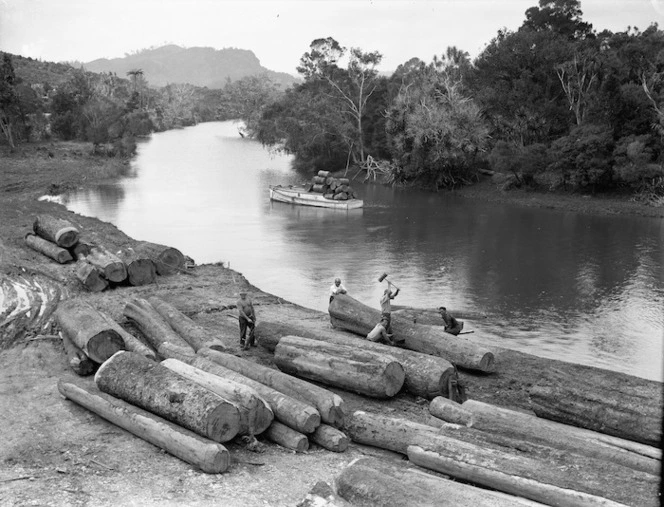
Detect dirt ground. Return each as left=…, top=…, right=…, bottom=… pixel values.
left=0, top=143, right=661, bottom=506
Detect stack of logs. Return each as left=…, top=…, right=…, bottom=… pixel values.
left=55, top=292, right=662, bottom=504
left=25, top=214, right=186, bottom=292
left=306, top=170, right=357, bottom=200
left=56, top=296, right=351, bottom=475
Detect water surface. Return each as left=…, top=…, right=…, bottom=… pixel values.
left=64, top=121, right=664, bottom=381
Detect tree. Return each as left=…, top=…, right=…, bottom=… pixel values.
left=385, top=60, right=489, bottom=188
left=297, top=37, right=382, bottom=164
left=556, top=49, right=600, bottom=125
left=0, top=53, right=19, bottom=149
left=523, top=0, right=593, bottom=40
left=223, top=75, right=281, bottom=136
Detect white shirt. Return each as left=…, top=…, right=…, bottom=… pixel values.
left=329, top=282, right=347, bottom=297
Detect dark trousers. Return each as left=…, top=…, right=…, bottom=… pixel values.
left=239, top=317, right=255, bottom=343
left=381, top=312, right=392, bottom=334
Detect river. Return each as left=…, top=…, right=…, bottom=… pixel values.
left=63, top=121, right=664, bottom=381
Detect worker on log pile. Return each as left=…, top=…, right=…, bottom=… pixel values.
left=438, top=306, right=464, bottom=336
left=237, top=291, right=256, bottom=350
left=365, top=315, right=404, bottom=346
left=380, top=282, right=400, bottom=336
left=329, top=277, right=347, bottom=303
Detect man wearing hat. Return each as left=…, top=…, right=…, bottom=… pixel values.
left=237, top=290, right=256, bottom=349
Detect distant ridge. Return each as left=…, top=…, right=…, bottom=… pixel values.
left=83, top=44, right=298, bottom=89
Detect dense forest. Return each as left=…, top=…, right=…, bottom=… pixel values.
left=248, top=1, right=664, bottom=202
left=1, top=0, right=662, bottom=202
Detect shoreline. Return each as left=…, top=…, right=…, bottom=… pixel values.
left=0, top=141, right=661, bottom=506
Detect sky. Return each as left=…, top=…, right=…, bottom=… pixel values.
left=1, top=0, right=663, bottom=76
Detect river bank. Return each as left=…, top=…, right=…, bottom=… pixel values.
left=0, top=142, right=661, bottom=506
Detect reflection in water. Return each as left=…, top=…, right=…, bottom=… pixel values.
left=64, top=121, right=664, bottom=381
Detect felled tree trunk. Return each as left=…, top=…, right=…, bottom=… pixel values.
left=60, top=331, right=96, bottom=376
left=116, top=248, right=156, bottom=286
left=310, top=423, right=348, bottom=452
left=99, top=313, right=156, bottom=361
left=133, top=240, right=185, bottom=275
left=55, top=299, right=125, bottom=363
left=430, top=398, right=661, bottom=475
left=123, top=298, right=194, bottom=357
left=197, top=348, right=345, bottom=427
left=74, top=259, right=108, bottom=292
left=70, top=241, right=93, bottom=260
left=347, top=411, right=658, bottom=507
left=529, top=367, right=663, bottom=447
left=256, top=321, right=455, bottom=399
left=95, top=351, right=241, bottom=443
left=58, top=380, right=230, bottom=473
left=407, top=446, right=626, bottom=507
left=161, top=358, right=273, bottom=435
left=329, top=294, right=495, bottom=373
left=85, top=245, right=127, bottom=283
left=33, top=214, right=79, bottom=248
left=336, top=457, right=538, bottom=507
left=148, top=297, right=226, bottom=352
left=25, top=233, right=73, bottom=264
left=274, top=335, right=405, bottom=398
left=265, top=421, right=309, bottom=452
left=189, top=355, right=320, bottom=434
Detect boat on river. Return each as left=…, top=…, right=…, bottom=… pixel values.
left=269, top=185, right=364, bottom=210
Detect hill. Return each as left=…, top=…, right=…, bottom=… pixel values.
left=83, top=44, right=298, bottom=89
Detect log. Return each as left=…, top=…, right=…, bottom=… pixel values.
left=95, top=351, right=241, bottom=443
left=25, top=233, right=73, bottom=264
left=429, top=397, right=474, bottom=427
left=346, top=411, right=658, bottom=507
left=85, top=245, right=127, bottom=283
left=70, top=241, right=93, bottom=260
left=60, top=331, right=96, bottom=376
left=74, top=259, right=108, bottom=292
left=255, top=321, right=455, bottom=399
left=158, top=341, right=198, bottom=362
left=161, top=358, right=273, bottom=435
left=310, top=424, right=348, bottom=452
left=57, top=380, right=230, bottom=473
left=407, top=446, right=627, bottom=507
left=298, top=481, right=351, bottom=507
left=116, top=247, right=156, bottom=286
left=123, top=298, right=195, bottom=355
left=147, top=297, right=226, bottom=352
left=197, top=348, right=345, bottom=427
left=133, top=241, right=185, bottom=275
left=99, top=313, right=157, bottom=361
left=274, top=335, right=405, bottom=398
left=329, top=294, right=495, bottom=373
left=336, top=457, right=543, bottom=507
left=265, top=421, right=309, bottom=452
left=430, top=398, right=661, bottom=475
left=55, top=299, right=125, bottom=363
left=313, top=176, right=326, bottom=184
left=317, top=170, right=331, bottom=178
left=311, top=184, right=325, bottom=193
left=529, top=367, right=663, bottom=447
left=188, top=355, right=320, bottom=433
left=33, top=214, right=79, bottom=248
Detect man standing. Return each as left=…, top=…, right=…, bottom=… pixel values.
left=237, top=291, right=256, bottom=350
left=329, top=277, right=347, bottom=303
left=380, top=282, right=399, bottom=335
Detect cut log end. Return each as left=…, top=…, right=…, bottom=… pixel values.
left=54, top=227, right=79, bottom=249
left=88, top=331, right=126, bottom=363
left=384, top=362, right=406, bottom=397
